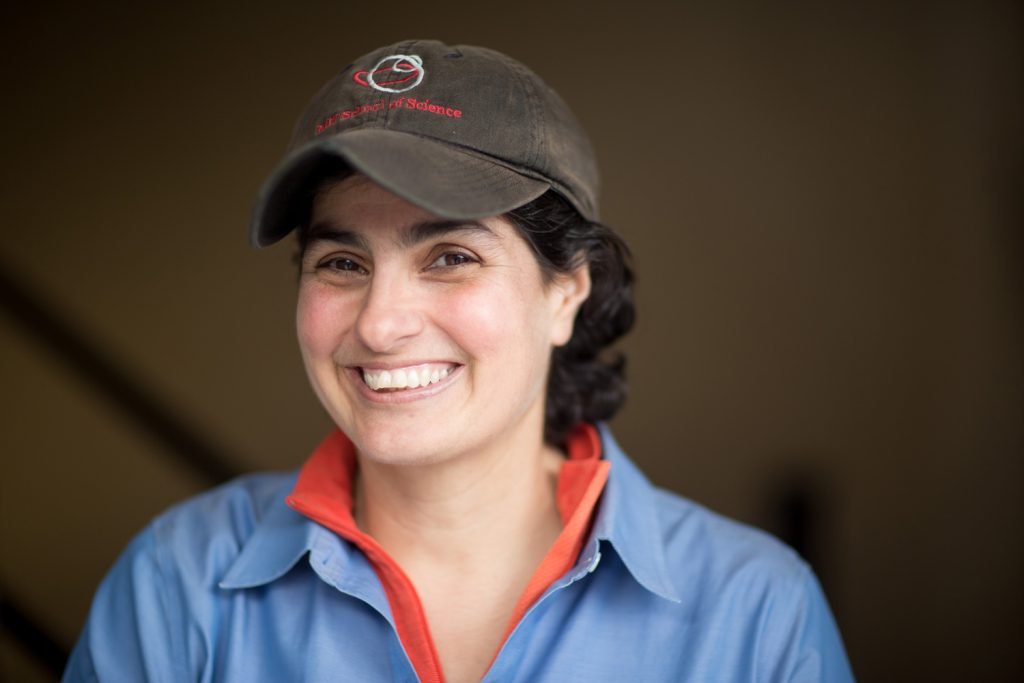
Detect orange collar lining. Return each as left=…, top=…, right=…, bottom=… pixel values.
left=286, top=425, right=609, bottom=683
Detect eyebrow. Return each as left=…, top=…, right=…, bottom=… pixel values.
left=401, top=219, right=498, bottom=247
left=306, top=219, right=499, bottom=250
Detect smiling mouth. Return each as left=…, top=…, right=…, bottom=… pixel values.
left=360, top=363, right=458, bottom=392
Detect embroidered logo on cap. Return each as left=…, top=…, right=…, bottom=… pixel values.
left=353, top=54, right=424, bottom=93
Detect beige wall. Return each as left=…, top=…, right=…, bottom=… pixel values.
left=2, top=1, right=1021, bottom=680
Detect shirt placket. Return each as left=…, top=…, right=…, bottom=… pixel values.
left=480, top=539, right=604, bottom=682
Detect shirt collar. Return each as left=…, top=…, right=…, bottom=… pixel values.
left=218, top=472, right=317, bottom=590
left=590, top=423, right=682, bottom=603
left=220, top=425, right=681, bottom=604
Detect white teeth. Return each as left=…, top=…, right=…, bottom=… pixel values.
left=361, top=364, right=456, bottom=391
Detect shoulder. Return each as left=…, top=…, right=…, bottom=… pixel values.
left=598, top=425, right=809, bottom=597
left=63, top=472, right=299, bottom=682
left=135, top=471, right=298, bottom=586
left=596, top=429, right=854, bottom=680
left=646, top=488, right=853, bottom=681
left=651, top=486, right=809, bottom=590
left=149, top=472, right=296, bottom=548
left=598, top=426, right=809, bottom=596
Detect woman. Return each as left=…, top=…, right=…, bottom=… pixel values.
left=64, top=40, right=854, bottom=682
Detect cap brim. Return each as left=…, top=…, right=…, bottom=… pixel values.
left=250, top=129, right=551, bottom=247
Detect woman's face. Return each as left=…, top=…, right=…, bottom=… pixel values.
left=297, top=175, right=588, bottom=466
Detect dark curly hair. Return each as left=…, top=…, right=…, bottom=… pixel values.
left=503, top=192, right=635, bottom=446
left=297, top=165, right=635, bottom=447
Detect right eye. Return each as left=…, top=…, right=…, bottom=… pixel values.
left=317, top=256, right=368, bottom=275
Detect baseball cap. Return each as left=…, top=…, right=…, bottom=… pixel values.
left=250, top=39, right=599, bottom=247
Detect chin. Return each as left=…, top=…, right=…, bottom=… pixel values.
left=344, top=420, right=463, bottom=468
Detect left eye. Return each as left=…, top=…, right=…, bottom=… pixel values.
left=429, top=252, right=475, bottom=268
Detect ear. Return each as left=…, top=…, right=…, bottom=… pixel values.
left=548, top=260, right=592, bottom=347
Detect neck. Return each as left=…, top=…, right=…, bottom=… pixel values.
left=354, top=426, right=564, bottom=570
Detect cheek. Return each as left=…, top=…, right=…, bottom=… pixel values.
left=442, top=278, right=550, bottom=358
left=296, top=285, right=352, bottom=359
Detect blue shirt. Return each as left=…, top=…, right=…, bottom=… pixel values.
left=64, top=426, right=855, bottom=682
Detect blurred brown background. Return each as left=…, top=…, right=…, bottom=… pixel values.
left=2, top=1, right=1021, bottom=681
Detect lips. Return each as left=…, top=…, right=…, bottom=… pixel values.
left=360, top=362, right=459, bottom=391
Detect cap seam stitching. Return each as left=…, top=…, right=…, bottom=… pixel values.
left=504, top=57, right=542, bottom=171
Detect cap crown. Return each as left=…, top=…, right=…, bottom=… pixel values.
left=289, top=39, right=599, bottom=219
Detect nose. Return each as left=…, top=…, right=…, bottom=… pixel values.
left=354, top=273, right=425, bottom=353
